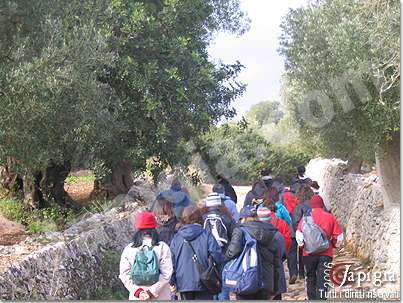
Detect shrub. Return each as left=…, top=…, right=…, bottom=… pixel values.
left=0, top=199, right=25, bottom=222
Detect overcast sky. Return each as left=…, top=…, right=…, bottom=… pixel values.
left=208, top=0, right=306, bottom=119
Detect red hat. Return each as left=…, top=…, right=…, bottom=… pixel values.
left=310, top=195, right=325, bottom=209
left=135, top=211, right=157, bottom=230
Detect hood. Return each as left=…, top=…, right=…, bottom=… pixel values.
left=158, top=189, right=186, bottom=205
left=242, top=221, right=276, bottom=244
left=178, top=223, right=205, bottom=241
left=170, top=184, right=182, bottom=191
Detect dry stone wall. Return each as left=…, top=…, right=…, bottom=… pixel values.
left=306, top=158, right=400, bottom=292
left=0, top=181, right=155, bottom=300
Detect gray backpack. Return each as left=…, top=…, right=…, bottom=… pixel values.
left=301, top=215, right=329, bottom=254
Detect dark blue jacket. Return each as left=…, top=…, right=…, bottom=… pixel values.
left=170, top=224, right=224, bottom=292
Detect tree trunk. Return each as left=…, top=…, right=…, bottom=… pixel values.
left=94, top=160, right=134, bottom=200
left=23, top=160, right=72, bottom=210
left=376, top=131, right=400, bottom=205
left=345, top=155, right=363, bottom=174
left=0, top=157, right=23, bottom=196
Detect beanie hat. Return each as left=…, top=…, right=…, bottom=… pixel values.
left=135, top=212, right=157, bottom=230
left=310, top=195, right=325, bottom=209
left=205, top=193, right=222, bottom=208
left=239, top=205, right=257, bottom=219
left=257, top=206, right=271, bottom=222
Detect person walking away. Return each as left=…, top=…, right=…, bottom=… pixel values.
left=257, top=205, right=289, bottom=300
left=296, top=195, right=343, bottom=300
left=202, top=192, right=236, bottom=300
left=170, top=206, right=224, bottom=300
left=119, top=212, right=173, bottom=300
left=224, top=205, right=281, bottom=300
left=212, top=183, right=240, bottom=221
left=261, top=168, right=274, bottom=188
left=243, top=180, right=267, bottom=207
left=153, top=198, right=179, bottom=246
left=217, top=175, right=238, bottom=203
left=290, top=166, right=312, bottom=194
left=263, top=187, right=292, bottom=228
left=289, top=184, right=314, bottom=283
left=157, top=179, right=191, bottom=220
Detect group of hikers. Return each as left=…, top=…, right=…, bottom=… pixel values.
left=119, top=166, right=344, bottom=301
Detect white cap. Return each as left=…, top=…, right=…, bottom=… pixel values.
left=205, top=193, right=222, bottom=208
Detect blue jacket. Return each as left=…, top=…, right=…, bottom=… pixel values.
left=219, top=193, right=240, bottom=222
left=275, top=201, right=292, bottom=227
left=170, top=224, right=224, bottom=292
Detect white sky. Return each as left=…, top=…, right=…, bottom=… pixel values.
left=208, top=0, right=306, bottom=119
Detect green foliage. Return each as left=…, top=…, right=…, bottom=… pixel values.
left=65, top=175, right=96, bottom=186
left=246, top=100, right=284, bottom=127
left=278, top=0, right=400, bottom=164
left=0, top=199, right=76, bottom=233
left=0, top=0, right=249, bottom=205
left=198, top=123, right=312, bottom=184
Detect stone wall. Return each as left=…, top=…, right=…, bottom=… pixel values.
left=306, top=158, right=400, bottom=292
left=0, top=181, right=155, bottom=300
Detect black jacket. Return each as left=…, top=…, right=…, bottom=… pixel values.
left=220, top=179, right=238, bottom=203
left=157, top=217, right=178, bottom=246
left=225, top=221, right=282, bottom=296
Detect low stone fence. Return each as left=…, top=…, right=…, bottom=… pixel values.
left=0, top=182, right=155, bottom=300
left=306, top=158, right=400, bottom=292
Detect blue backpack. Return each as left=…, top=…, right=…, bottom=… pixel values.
left=222, top=227, right=264, bottom=295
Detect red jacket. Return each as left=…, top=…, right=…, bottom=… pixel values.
left=271, top=213, right=292, bottom=253
left=283, top=191, right=298, bottom=216
left=297, top=207, right=343, bottom=257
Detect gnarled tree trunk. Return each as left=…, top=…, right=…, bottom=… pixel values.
left=376, top=131, right=400, bottom=206
left=0, top=157, right=23, bottom=196
left=345, top=156, right=363, bottom=174
left=93, top=160, right=134, bottom=200
left=23, top=160, right=72, bottom=210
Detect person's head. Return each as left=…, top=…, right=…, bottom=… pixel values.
left=132, top=212, right=159, bottom=247
left=310, top=195, right=325, bottom=209
left=180, top=205, right=203, bottom=225
left=297, top=166, right=306, bottom=177
left=296, top=184, right=314, bottom=203
left=212, top=183, right=225, bottom=194
left=171, top=178, right=182, bottom=190
left=153, top=198, right=175, bottom=222
left=261, top=168, right=273, bottom=177
left=264, top=187, right=280, bottom=204
left=256, top=206, right=272, bottom=223
left=311, top=181, right=320, bottom=190
left=239, top=205, right=259, bottom=223
left=216, top=174, right=225, bottom=182
left=251, top=180, right=266, bottom=196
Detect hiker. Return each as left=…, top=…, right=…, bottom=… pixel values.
left=170, top=205, right=224, bottom=300
left=212, top=183, right=240, bottom=222
left=289, top=184, right=314, bottom=284
left=296, top=195, right=344, bottom=300
left=257, top=203, right=292, bottom=253
left=217, top=174, right=238, bottom=203
left=119, top=212, right=173, bottom=300
left=290, top=166, right=312, bottom=194
left=153, top=198, right=179, bottom=246
left=256, top=205, right=289, bottom=300
left=157, top=179, right=191, bottom=219
left=201, top=192, right=236, bottom=300
left=224, top=205, right=282, bottom=300
left=243, top=179, right=267, bottom=206
left=261, top=168, right=274, bottom=188
left=263, top=187, right=292, bottom=228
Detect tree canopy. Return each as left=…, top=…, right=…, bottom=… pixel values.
left=279, top=0, right=400, bottom=168
left=0, top=0, right=249, bottom=206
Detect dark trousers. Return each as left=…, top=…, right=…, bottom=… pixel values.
left=180, top=291, right=214, bottom=300
left=303, top=255, right=332, bottom=300
left=236, top=290, right=268, bottom=300
left=287, top=238, right=305, bottom=278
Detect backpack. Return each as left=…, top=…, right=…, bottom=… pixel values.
left=130, top=246, right=160, bottom=286
left=301, top=215, right=329, bottom=254
left=203, top=213, right=229, bottom=247
left=222, top=227, right=264, bottom=295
